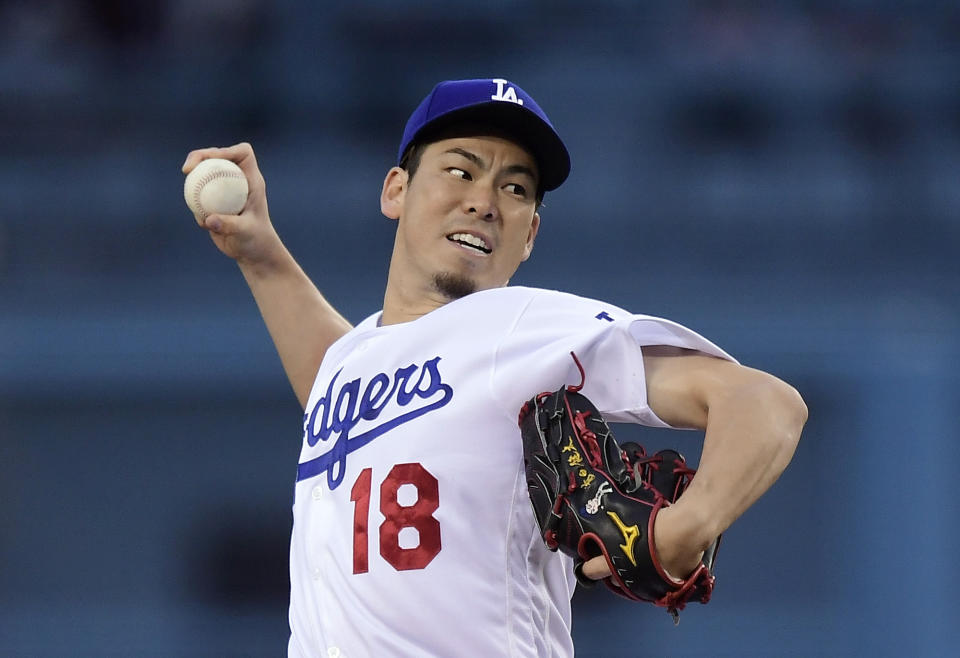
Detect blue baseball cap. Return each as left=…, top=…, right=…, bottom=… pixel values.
left=397, top=78, right=570, bottom=192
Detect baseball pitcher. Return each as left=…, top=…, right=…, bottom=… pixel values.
left=183, top=78, right=807, bottom=657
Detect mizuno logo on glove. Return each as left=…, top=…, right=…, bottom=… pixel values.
left=606, top=510, right=640, bottom=566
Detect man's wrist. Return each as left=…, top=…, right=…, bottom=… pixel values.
left=654, top=502, right=716, bottom=580
left=665, top=497, right=721, bottom=553
left=237, top=236, right=292, bottom=279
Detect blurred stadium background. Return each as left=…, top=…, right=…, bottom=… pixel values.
left=1, top=2, right=958, bottom=656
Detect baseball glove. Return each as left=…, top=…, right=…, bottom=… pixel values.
left=517, top=353, right=720, bottom=622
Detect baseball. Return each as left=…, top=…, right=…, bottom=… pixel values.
left=183, top=158, right=249, bottom=218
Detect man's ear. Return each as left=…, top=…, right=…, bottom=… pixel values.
left=380, top=167, right=407, bottom=220
left=520, top=211, right=540, bottom=262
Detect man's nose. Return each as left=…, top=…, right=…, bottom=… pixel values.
left=464, top=185, right=498, bottom=221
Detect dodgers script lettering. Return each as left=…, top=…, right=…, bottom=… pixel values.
left=297, top=357, right=453, bottom=489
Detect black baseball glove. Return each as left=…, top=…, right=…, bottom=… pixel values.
left=517, top=353, right=720, bottom=622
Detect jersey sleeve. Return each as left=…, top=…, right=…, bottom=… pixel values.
left=490, top=289, right=736, bottom=428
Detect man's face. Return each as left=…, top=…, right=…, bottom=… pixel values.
left=381, top=135, right=541, bottom=300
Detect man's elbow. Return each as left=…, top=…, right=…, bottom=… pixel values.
left=721, top=368, right=807, bottom=452
left=781, top=381, right=808, bottom=437
left=760, top=375, right=808, bottom=453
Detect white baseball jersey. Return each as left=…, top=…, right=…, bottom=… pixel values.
left=288, top=286, right=734, bottom=658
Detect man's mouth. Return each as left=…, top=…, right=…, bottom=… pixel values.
left=447, top=232, right=491, bottom=254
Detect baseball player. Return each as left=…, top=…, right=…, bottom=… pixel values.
left=183, top=78, right=807, bottom=657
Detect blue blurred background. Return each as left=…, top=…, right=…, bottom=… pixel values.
left=1, top=2, right=958, bottom=656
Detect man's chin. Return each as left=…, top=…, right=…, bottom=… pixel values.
left=433, top=272, right=478, bottom=300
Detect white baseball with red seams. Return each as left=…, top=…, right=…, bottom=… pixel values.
left=183, top=157, right=249, bottom=218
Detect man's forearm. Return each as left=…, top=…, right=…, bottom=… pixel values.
left=674, top=377, right=807, bottom=544
left=239, top=246, right=353, bottom=408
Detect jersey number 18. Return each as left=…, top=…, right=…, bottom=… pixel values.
left=349, top=462, right=441, bottom=573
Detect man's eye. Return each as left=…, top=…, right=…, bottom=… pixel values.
left=448, top=168, right=471, bottom=180
left=504, top=183, right=527, bottom=196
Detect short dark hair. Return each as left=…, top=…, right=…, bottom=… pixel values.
left=398, top=131, right=546, bottom=208
left=398, top=140, right=428, bottom=179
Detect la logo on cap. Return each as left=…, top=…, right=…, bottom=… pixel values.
left=491, top=79, right=524, bottom=105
